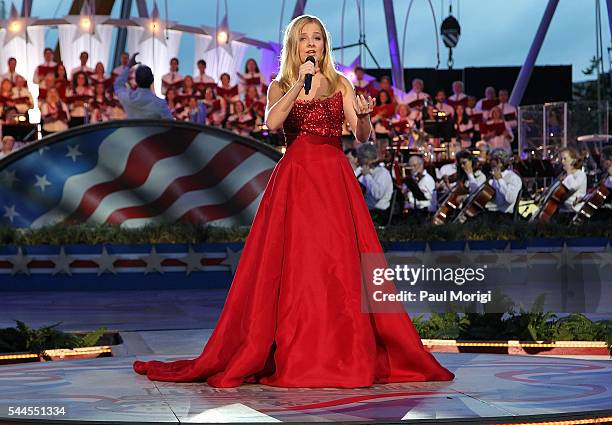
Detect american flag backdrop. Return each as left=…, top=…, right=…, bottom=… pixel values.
left=0, top=122, right=280, bottom=228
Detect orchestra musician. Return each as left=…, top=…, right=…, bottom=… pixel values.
left=558, top=147, right=587, bottom=213
left=485, top=148, right=522, bottom=215
left=456, top=150, right=487, bottom=194
left=354, top=142, right=394, bottom=225
left=403, top=155, right=436, bottom=215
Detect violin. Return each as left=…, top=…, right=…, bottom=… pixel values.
left=432, top=181, right=469, bottom=225
left=453, top=183, right=496, bottom=224
left=571, top=173, right=610, bottom=225
left=529, top=175, right=570, bottom=223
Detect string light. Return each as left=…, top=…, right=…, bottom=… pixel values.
left=216, top=30, right=228, bottom=44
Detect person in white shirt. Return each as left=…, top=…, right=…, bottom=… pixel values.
left=0, top=136, right=16, bottom=159
left=456, top=150, right=486, bottom=194
left=112, top=52, right=130, bottom=77
left=559, top=147, right=587, bottom=213
left=193, top=59, right=215, bottom=85
left=434, top=89, right=454, bottom=118
left=33, top=48, right=58, bottom=85
left=403, top=155, right=436, bottom=212
left=1, top=57, right=23, bottom=84
left=405, top=78, right=430, bottom=109
left=486, top=148, right=522, bottom=214
left=475, top=86, right=498, bottom=121
left=161, top=57, right=184, bottom=95
left=40, top=87, right=70, bottom=134
left=70, top=51, right=94, bottom=80
left=448, top=80, right=467, bottom=108
left=354, top=142, right=393, bottom=216
left=483, top=106, right=513, bottom=153
left=11, top=75, right=33, bottom=114
left=497, top=89, right=517, bottom=129
left=601, top=146, right=612, bottom=190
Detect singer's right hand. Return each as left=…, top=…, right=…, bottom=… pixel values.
left=298, top=60, right=317, bottom=83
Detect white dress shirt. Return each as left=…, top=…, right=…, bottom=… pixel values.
left=562, top=169, right=587, bottom=212
left=1, top=71, right=23, bottom=84
left=487, top=169, right=522, bottom=213
left=355, top=163, right=393, bottom=211
left=403, top=170, right=436, bottom=211
left=11, top=86, right=34, bottom=113
left=466, top=171, right=487, bottom=194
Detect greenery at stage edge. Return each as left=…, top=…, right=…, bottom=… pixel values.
left=412, top=295, right=612, bottom=355
left=0, top=321, right=107, bottom=358
left=2, top=217, right=612, bottom=245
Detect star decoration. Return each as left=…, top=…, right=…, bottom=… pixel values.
left=3, top=205, right=19, bottom=223
left=52, top=246, right=73, bottom=276
left=95, top=246, right=118, bottom=275
left=133, top=2, right=175, bottom=46
left=0, top=4, right=37, bottom=46
left=62, top=1, right=108, bottom=44
left=141, top=245, right=165, bottom=274
left=494, top=242, right=515, bottom=272
left=221, top=246, right=243, bottom=275
left=34, top=174, right=52, bottom=192
left=461, top=242, right=481, bottom=265
left=550, top=242, right=578, bottom=270
left=597, top=242, right=612, bottom=269
left=180, top=246, right=205, bottom=275
left=0, top=169, right=19, bottom=187
left=10, top=247, right=30, bottom=276
left=202, top=14, right=245, bottom=56
left=66, top=144, right=83, bottom=162
left=418, top=242, right=435, bottom=265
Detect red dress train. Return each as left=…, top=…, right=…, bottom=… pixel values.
left=133, top=91, right=454, bottom=387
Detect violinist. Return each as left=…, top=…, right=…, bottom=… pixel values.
left=559, top=147, right=587, bottom=213
left=456, top=150, right=486, bottom=194
left=601, top=146, right=612, bottom=190
left=486, top=148, right=522, bottom=214
left=354, top=143, right=394, bottom=225
left=403, top=155, right=436, bottom=214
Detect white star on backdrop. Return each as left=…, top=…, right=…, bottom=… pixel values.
left=63, top=1, right=107, bottom=44
left=221, top=246, right=243, bottom=275
left=202, top=14, right=245, bottom=57
left=3, top=205, right=19, bottom=223
left=34, top=174, right=52, bottom=192
left=95, top=246, right=118, bottom=275
left=0, top=4, right=37, bottom=46
left=133, top=2, right=175, bottom=46
left=10, top=247, right=30, bottom=276
left=180, top=246, right=206, bottom=275
left=52, top=247, right=73, bottom=276
left=142, top=246, right=165, bottom=274
left=0, top=169, right=19, bottom=187
left=65, top=145, right=83, bottom=162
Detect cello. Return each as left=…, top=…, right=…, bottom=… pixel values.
left=571, top=174, right=610, bottom=225
left=432, top=181, right=469, bottom=225
left=453, top=183, right=497, bottom=224
left=528, top=177, right=570, bottom=223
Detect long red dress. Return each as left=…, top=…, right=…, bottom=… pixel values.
left=133, top=90, right=454, bottom=387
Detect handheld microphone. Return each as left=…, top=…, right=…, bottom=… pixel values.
left=304, top=56, right=315, bottom=95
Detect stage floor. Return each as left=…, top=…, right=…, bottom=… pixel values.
left=1, top=336, right=611, bottom=423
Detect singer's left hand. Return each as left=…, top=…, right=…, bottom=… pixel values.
left=354, top=94, right=375, bottom=118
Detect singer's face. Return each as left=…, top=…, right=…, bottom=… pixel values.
left=298, top=22, right=325, bottom=64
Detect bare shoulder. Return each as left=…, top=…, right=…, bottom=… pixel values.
left=267, top=80, right=283, bottom=103
left=336, top=73, right=354, bottom=95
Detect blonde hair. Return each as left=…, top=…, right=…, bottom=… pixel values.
left=276, top=15, right=340, bottom=96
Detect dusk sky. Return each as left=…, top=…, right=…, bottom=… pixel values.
left=29, top=0, right=610, bottom=83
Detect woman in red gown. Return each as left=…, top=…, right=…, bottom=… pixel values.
left=133, top=14, right=454, bottom=388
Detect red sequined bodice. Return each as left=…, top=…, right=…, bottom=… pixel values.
left=283, top=91, right=344, bottom=139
